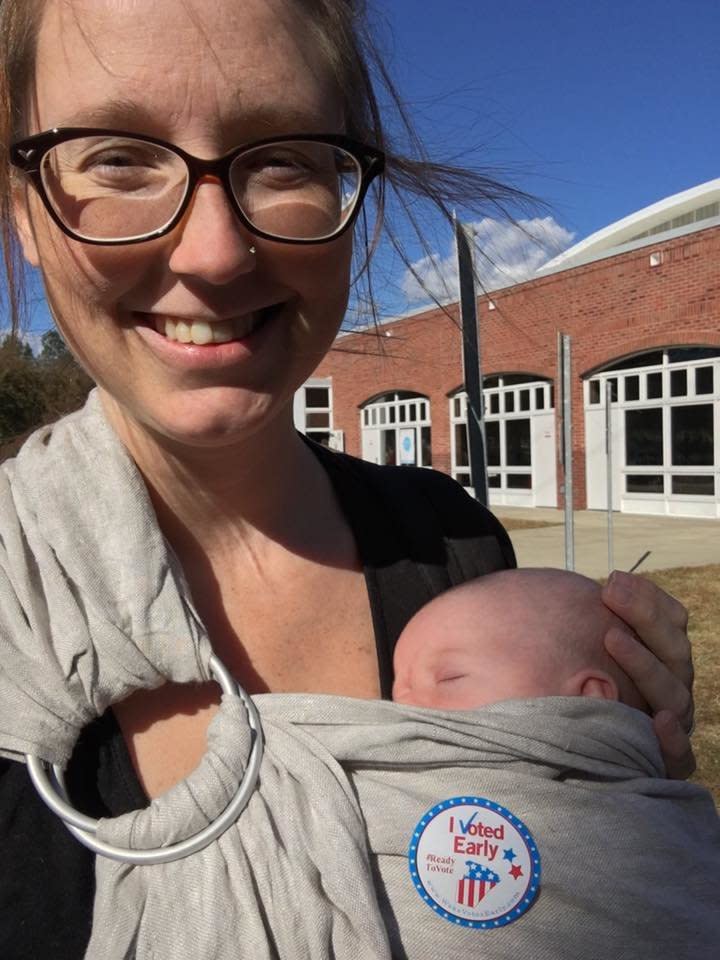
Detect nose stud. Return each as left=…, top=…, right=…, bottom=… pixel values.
left=249, top=246, right=256, bottom=255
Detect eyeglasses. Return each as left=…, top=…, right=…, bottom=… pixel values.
left=10, top=128, right=385, bottom=246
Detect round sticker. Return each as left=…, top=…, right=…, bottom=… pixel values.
left=408, top=796, right=541, bottom=929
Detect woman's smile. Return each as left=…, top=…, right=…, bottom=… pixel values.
left=131, top=303, right=288, bottom=370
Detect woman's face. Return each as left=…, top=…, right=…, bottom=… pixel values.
left=15, top=0, right=353, bottom=449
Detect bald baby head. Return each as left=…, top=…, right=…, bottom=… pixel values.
left=392, top=568, right=646, bottom=712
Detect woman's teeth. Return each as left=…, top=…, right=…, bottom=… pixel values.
left=159, top=313, right=263, bottom=345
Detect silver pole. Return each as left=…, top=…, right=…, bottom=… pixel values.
left=561, top=334, right=575, bottom=571
left=605, top=379, right=614, bottom=574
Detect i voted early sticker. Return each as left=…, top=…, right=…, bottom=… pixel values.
left=408, top=797, right=541, bottom=929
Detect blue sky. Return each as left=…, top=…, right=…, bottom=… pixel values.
left=371, top=0, right=718, bottom=315
left=7, top=0, right=719, bottom=340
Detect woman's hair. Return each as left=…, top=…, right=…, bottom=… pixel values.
left=0, top=0, right=533, bottom=334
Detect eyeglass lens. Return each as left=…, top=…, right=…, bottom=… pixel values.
left=39, top=135, right=363, bottom=242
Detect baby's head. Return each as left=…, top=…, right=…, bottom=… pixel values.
left=392, top=568, right=646, bottom=712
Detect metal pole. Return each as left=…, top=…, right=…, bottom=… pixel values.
left=455, top=217, right=488, bottom=505
left=560, top=334, right=575, bottom=571
left=605, top=379, right=614, bottom=574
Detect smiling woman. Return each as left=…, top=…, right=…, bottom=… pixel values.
left=0, top=1, right=697, bottom=958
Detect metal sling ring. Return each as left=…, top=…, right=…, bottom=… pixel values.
left=25, top=653, right=264, bottom=865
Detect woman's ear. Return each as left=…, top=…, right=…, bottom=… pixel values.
left=12, top=183, right=40, bottom=267
left=563, top=668, right=620, bottom=702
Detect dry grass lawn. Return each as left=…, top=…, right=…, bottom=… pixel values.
left=499, top=518, right=562, bottom=532
left=638, top=566, right=720, bottom=805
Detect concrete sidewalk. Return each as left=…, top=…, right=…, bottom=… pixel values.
left=492, top=507, right=720, bottom=579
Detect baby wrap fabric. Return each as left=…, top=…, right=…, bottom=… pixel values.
left=1, top=393, right=719, bottom=960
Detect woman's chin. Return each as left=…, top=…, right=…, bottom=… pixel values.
left=99, top=385, right=287, bottom=456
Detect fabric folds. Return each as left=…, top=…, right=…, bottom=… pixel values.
left=0, top=392, right=719, bottom=960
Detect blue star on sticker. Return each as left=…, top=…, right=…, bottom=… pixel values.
left=503, top=848, right=517, bottom=862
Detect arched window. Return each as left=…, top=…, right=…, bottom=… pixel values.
left=584, top=347, right=720, bottom=516
left=360, top=391, right=432, bottom=467
left=449, top=374, right=556, bottom=506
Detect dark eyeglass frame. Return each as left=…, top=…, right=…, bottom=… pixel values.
left=10, top=127, right=386, bottom=246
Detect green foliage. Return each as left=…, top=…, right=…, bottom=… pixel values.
left=0, top=330, right=93, bottom=452
left=39, top=328, right=69, bottom=363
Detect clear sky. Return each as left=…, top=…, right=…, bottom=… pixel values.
left=6, top=0, right=719, bottom=339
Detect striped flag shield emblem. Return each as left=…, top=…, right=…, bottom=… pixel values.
left=457, top=861, right=500, bottom=907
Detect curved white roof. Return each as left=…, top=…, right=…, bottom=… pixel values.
left=537, top=178, right=720, bottom=276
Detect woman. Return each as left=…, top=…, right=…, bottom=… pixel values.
left=0, top=0, right=694, bottom=956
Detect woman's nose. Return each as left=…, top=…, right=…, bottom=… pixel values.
left=168, top=178, right=257, bottom=284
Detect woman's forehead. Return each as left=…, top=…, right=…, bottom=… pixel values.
left=30, top=0, right=342, bottom=140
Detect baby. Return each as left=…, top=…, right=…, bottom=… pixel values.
left=392, top=567, right=647, bottom=712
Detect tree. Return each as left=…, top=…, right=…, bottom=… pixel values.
left=0, top=337, right=45, bottom=442
left=39, top=328, right=69, bottom=363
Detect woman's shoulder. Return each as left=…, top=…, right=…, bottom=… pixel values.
left=310, top=442, right=516, bottom=574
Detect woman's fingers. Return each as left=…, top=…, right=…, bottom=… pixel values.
left=653, top=711, right=696, bottom=780
left=601, top=570, right=696, bottom=780
left=601, top=570, right=694, bottom=720
left=603, top=625, right=694, bottom=731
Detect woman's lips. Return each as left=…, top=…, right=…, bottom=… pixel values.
left=131, top=304, right=284, bottom=368
left=144, top=308, right=278, bottom=345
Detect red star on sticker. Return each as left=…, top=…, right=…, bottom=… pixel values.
left=509, top=864, right=524, bottom=880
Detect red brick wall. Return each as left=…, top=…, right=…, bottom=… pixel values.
left=314, top=224, right=720, bottom=507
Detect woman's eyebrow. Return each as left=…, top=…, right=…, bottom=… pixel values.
left=54, top=101, right=338, bottom=138
left=54, top=98, right=158, bottom=131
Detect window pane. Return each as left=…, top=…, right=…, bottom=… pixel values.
left=409, top=403, right=417, bottom=421
left=399, top=405, right=406, bottom=423
left=456, top=470, right=471, bottom=486
left=489, top=393, right=500, bottom=414
left=381, top=430, right=396, bottom=465
left=388, top=406, right=396, bottom=424
left=626, top=475, right=664, bottom=494
left=607, top=351, right=663, bottom=371
left=695, top=366, right=714, bottom=395
left=308, top=431, right=331, bottom=446
left=453, top=397, right=461, bottom=418
left=506, top=419, right=531, bottom=466
left=421, top=426, right=432, bottom=467
left=502, top=374, right=535, bottom=386
left=671, top=475, right=715, bottom=496
left=519, top=390, right=530, bottom=411
left=670, top=369, right=688, bottom=397
left=504, top=392, right=515, bottom=413
left=305, top=387, right=329, bottom=408
left=646, top=372, right=662, bottom=399
left=624, top=375, right=640, bottom=401
left=488, top=473, right=501, bottom=488
left=625, top=408, right=663, bottom=465
left=668, top=347, right=720, bottom=364
left=549, top=386, right=555, bottom=409
left=306, top=412, right=329, bottom=428
left=589, top=381, right=601, bottom=404
left=507, top=473, right=532, bottom=489
left=671, top=404, right=714, bottom=466
left=608, top=378, right=618, bottom=402
left=486, top=421, right=500, bottom=466
left=455, top=423, right=469, bottom=467
left=379, top=408, right=386, bottom=425
left=536, top=388, right=545, bottom=410
left=484, top=376, right=499, bottom=389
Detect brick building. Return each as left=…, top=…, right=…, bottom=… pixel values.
left=295, top=180, right=720, bottom=519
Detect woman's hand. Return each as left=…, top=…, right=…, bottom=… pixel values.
left=601, top=570, right=695, bottom=779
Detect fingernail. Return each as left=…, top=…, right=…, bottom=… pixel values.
left=607, top=570, right=633, bottom=606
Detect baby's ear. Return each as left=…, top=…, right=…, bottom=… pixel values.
left=563, top=669, right=619, bottom=702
